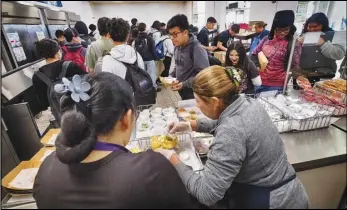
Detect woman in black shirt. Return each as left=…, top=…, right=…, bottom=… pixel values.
left=32, top=39, right=86, bottom=112
left=33, top=72, right=195, bottom=209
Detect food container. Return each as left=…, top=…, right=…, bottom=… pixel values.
left=135, top=133, right=204, bottom=172
left=152, top=119, right=167, bottom=128
left=137, top=120, right=152, bottom=132
left=151, top=127, right=167, bottom=136
left=162, top=107, right=176, bottom=115
left=151, top=111, right=162, bottom=118
left=163, top=112, right=177, bottom=118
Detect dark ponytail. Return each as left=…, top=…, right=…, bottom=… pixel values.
left=55, top=72, right=135, bottom=164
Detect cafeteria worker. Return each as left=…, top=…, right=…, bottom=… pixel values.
left=155, top=65, right=309, bottom=209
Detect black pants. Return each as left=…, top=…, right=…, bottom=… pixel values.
left=161, top=56, right=172, bottom=77
left=178, top=88, right=195, bottom=100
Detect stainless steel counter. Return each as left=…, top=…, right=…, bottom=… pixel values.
left=280, top=126, right=346, bottom=171
left=332, top=116, right=346, bottom=132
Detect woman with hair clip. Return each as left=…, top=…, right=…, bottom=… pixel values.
left=155, top=65, right=309, bottom=209
left=33, top=72, right=195, bottom=209
left=251, top=10, right=302, bottom=94
left=225, top=41, right=261, bottom=94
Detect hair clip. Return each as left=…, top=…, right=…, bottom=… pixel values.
left=54, top=75, right=91, bottom=103
left=225, top=66, right=244, bottom=87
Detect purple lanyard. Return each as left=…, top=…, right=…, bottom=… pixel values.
left=93, top=141, right=129, bottom=153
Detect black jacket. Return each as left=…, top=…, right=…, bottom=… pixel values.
left=32, top=60, right=86, bottom=112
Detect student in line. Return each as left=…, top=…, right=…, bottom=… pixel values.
left=32, top=38, right=86, bottom=113
left=148, top=20, right=162, bottom=44
left=216, top=24, right=240, bottom=52
left=54, top=30, right=65, bottom=47
left=85, top=17, right=114, bottom=72
left=132, top=22, right=159, bottom=91
left=167, top=14, right=209, bottom=100
left=62, top=28, right=87, bottom=72
left=74, top=21, right=96, bottom=47
left=197, top=17, right=218, bottom=53
left=102, top=18, right=145, bottom=80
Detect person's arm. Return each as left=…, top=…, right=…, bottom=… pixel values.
left=196, top=118, right=218, bottom=133
left=85, top=44, right=96, bottom=72
left=320, top=40, right=346, bottom=60
left=247, top=59, right=262, bottom=86
left=250, top=36, right=268, bottom=68
left=182, top=44, right=210, bottom=88
left=217, top=41, right=227, bottom=52
left=169, top=49, right=177, bottom=77
left=32, top=73, right=49, bottom=111
left=291, top=41, right=303, bottom=69
left=136, top=52, right=145, bottom=70
left=173, top=125, right=247, bottom=207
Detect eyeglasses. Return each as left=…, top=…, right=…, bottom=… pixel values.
left=275, top=27, right=291, bottom=33
left=169, top=31, right=183, bottom=38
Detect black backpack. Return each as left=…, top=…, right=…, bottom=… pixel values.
left=34, top=61, right=71, bottom=126
left=121, top=54, right=157, bottom=107
left=134, top=37, right=151, bottom=61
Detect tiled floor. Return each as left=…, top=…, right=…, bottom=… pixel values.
left=35, top=84, right=182, bottom=134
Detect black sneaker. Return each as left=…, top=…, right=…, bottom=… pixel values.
left=156, top=87, right=162, bottom=92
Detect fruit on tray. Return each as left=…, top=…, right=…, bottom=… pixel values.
left=151, top=134, right=179, bottom=150
left=129, top=147, right=143, bottom=154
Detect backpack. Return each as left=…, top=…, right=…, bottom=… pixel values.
left=61, top=46, right=87, bottom=72
left=134, top=37, right=151, bottom=61
left=154, top=38, right=168, bottom=60
left=121, top=54, right=157, bottom=107
left=34, top=61, right=71, bottom=126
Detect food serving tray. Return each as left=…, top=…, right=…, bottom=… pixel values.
left=127, top=133, right=204, bottom=172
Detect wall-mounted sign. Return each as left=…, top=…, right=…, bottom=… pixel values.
left=37, top=1, right=63, bottom=7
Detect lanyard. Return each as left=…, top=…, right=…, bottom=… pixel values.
left=93, top=141, right=130, bottom=153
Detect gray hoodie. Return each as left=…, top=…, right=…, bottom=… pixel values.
left=170, top=34, right=209, bottom=89
left=174, top=95, right=309, bottom=208
left=102, top=44, right=145, bottom=79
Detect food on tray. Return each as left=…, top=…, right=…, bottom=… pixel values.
left=190, top=114, right=197, bottom=120
left=320, top=79, right=346, bottom=93
left=129, top=147, right=143, bottom=154
left=296, top=76, right=312, bottom=90
left=178, top=108, right=187, bottom=113
left=159, top=76, right=177, bottom=86
left=151, top=134, right=179, bottom=150
left=137, top=121, right=152, bottom=132
left=189, top=109, right=196, bottom=114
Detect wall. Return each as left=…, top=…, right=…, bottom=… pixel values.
left=249, top=1, right=298, bottom=30
left=25, top=1, right=96, bottom=26
left=91, top=2, right=188, bottom=29
left=327, top=1, right=346, bottom=31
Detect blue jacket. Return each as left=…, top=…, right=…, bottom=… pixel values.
left=249, top=29, right=270, bottom=53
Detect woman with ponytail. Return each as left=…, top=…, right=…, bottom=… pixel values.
left=33, top=72, right=195, bottom=208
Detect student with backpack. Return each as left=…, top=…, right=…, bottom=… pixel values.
left=74, top=21, right=96, bottom=48
left=148, top=20, right=162, bottom=44
left=86, top=17, right=114, bottom=73
left=158, top=28, right=174, bottom=77
left=32, top=38, right=86, bottom=124
left=62, top=28, right=88, bottom=72
left=132, top=22, right=159, bottom=91
left=167, top=14, right=210, bottom=100
left=102, top=18, right=156, bottom=106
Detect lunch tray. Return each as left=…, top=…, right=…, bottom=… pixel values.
left=128, top=133, right=204, bottom=172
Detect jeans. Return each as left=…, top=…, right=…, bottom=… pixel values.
left=144, top=60, right=157, bottom=89
left=255, top=85, right=283, bottom=94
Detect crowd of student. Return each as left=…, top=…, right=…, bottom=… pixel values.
left=30, top=9, right=346, bottom=209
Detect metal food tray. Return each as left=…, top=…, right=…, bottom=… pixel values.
left=259, top=95, right=333, bottom=132
left=131, top=133, right=204, bottom=173
left=256, top=97, right=293, bottom=133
